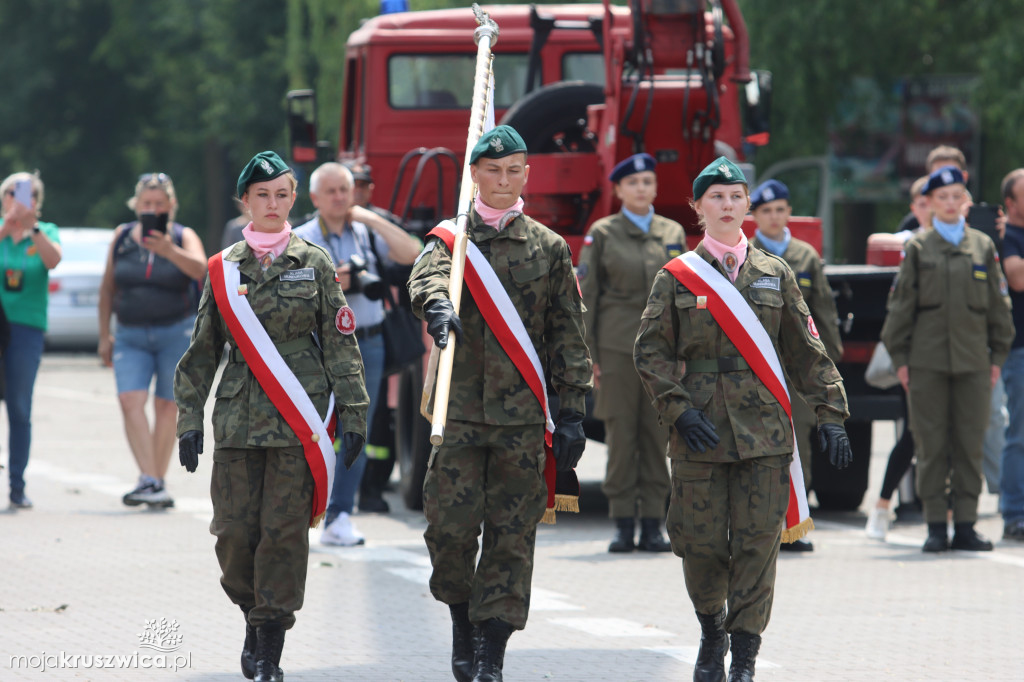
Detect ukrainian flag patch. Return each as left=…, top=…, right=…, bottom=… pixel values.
left=973, top=264, right=988, bottom=281
left=797, top=272, right=812, bottom=288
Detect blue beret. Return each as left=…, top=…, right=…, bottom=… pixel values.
left=750, top=179, right=790, bottom=210
left=922, top=165, right=965, bottom=195
left=470, top=125, right=528, bottom=164
left=237, top=151, right=291, bottom=198
left=609, top=153, right=657, bottom=183
left=692, top=156, right=747, bottom=201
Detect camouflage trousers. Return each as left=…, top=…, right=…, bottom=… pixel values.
left=423, top=420, right=548, bottom=630
left=666, top=455, right=790, bottom=635
left=209, top=446, right=314, bottom=630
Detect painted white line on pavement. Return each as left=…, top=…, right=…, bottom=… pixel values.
left=530, top=587, right=584, bottom=612
left=386, top=566, right=434, bottom=584
left=813, top=519, right=1024, bottom=569
left=647, top=646, right=780, bottom=669
left=29, top=458, right=213, bottom=517
left=312, top=545, right=430, bottom=566
left=548, top=617, right=674, bottom=638
left=35, top=384, right=119, bottom=406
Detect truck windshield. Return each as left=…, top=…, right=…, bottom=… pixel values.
left=388, top=52, right=604, bottom=110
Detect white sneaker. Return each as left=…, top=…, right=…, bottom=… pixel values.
left=321, top=512, right=365, bottom=546
left=865, top=506, right=893, bottom=540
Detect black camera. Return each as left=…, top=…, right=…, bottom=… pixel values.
left=347, top=253, right=385, bottom=300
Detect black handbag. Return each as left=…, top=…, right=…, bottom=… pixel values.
left=365, top=231, right=425, bottom=376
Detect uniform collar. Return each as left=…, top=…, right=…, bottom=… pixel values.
left=694, top=240, right=775, bottom=289
left=469, top=208, right=528, bottom=242
left=231, top=232, right=307, bottom=282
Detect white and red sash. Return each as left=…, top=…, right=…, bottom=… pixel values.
left=665, top=251, right=812, bottom=542
left=427, top=220, right=567, bottom=522
left=208, top=250, right=337, bottom=528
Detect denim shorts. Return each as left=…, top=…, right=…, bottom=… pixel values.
left=113, top=316, right=196, bottom=400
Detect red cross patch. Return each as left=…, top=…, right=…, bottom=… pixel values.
left=807, top=315, right=820, bottom=339
left=336, top=306, right=356, bottom=335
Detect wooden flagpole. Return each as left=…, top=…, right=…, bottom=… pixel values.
left=427, top=4, right=499, bottom=446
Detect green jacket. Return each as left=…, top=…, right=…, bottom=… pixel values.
left=174, top=234, right=369, bottom=447
left=750, top=235, right=843, bottom=362
left=881, top=227, right=1014, bottom=373
left=408, top=210, right=593, bottom=424
left=634, top=243, right=848, bottom=462
left=579, top=212, right=686, bottom=362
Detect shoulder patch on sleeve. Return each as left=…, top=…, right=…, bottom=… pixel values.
left=413, top=240, right=436, bottom=266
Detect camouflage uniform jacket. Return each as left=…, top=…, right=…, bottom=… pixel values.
left=750, top=235, right=843, bottom=361
left=881, top=227, right=1014, bottom=373
left=578, top=212, right=687, bottom=362
left=408, top=209, right=593, bottom=424
left=174, top=234, right=369, bottom=447
left=634, top=243, right=849, bottom=462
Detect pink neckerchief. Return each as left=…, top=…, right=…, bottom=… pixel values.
left=242, top=222, right=292, bottom=265
left=474, top=193, right=525, bottom=230
left=701, top=231, right=748, bottom=283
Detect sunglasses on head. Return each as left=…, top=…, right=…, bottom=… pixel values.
left=138, top=172, right=171, bottom=185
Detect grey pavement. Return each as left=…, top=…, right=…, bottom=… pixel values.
left=2, top=353, right=1023, bottom=681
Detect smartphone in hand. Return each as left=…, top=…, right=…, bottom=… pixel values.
left=967, top=203, right=1000, bottom=245
left=140, top=212, right=169, bottom=236
left=13, top=180, right=33, bottom=208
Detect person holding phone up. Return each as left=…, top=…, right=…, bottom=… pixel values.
left=98, top=172, right=206, bottom=509
left=0, top=171, right=61, bottom=510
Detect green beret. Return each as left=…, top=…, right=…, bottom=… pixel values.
left=237, top=151, right=291, bottom=198
left=692, top=156, right=747, bottom=201
left=469, top=125, right=527, bottom=164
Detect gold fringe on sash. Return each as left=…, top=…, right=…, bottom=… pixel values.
left=780, top=517, right=814, bottom=544
left=311, top=511, right=326, bottom=529
left=554, top=494, right=579, bottom=513
left=540, top=508, right=557, bottom=525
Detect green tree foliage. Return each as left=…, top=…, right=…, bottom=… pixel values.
left=0, top=0, right=289, bottom=241
left=737, top=0, right=1024, bottom=201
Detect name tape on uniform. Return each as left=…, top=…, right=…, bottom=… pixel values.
left=750, top=276, right=781, bottom=291
left=280, top=268, right=315, bottom=282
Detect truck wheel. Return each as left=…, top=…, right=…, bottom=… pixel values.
left=811, top=420, right=871, bottom=511
left=499, top=81, right=603, bottom=153
left=395, top=359, right=431, bottom=511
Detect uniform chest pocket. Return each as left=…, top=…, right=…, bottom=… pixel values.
left=277, top=281, right=317, bottom=299
left=967, top=263, right=990, bottom=312
left=747, top=287, right=784, bottom=333
left=674, top=290, right=713, bottom=349
left=510, top=257, right=548, bottom=283
left=916, top=259, right=942, bottom=309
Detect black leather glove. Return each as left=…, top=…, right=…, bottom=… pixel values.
left=552, top=409, right=586, bottom=471
left=342, top=432, right=366, bottom=470
left=179, top=430, right=203, bottom=473
left=818, top=423, right=852, bottom=470
left=424, top=298, right=463, bottom=349
left=674, top=409, right=720, bottom=453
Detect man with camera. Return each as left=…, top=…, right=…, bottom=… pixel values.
left=294, top=162, right=420, bottom=546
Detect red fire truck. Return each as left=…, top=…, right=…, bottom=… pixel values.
left=288, top=1, right=900, bottom=512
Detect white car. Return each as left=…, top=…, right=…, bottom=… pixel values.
left=45, top=227, right=114, bottom=349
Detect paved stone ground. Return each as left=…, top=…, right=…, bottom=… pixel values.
left=2, top=354, right=1023, bottom=680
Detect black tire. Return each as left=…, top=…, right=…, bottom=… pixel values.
left=811, top=420, right=871, bottom=511
left=395, top=359, right=431, bottom=511
left=499, top=81, right=603, bottom=154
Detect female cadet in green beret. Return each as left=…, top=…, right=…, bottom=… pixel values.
left=881, top=165, right=1014, bottom=554
left=634, top=157, right=851, bottom=682
left=578, top=152, right=686, bottom=553
left=173, top=151, right=369, bottom=682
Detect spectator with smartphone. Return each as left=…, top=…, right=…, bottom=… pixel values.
left=98, top=172, right=206, bottom=509
left=0, top=171, right=62, bottom=509
left=997, top=168, right=1024, bottom=542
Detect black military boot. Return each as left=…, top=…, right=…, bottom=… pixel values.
left=951, top=522, right=994, bottom=551
left=471, top=618, right=514, bottom=682
left=608, top=518, right=636, bottom=553
left=253, top=621, right=286, bottom=682
left=693, top=609, right=728, bottom=682
left=241, top=608, right=257, bottom=680
left=922, top=522, right=949, bottom=553
left=450, top=602, right=474, bottom=682
left=727, top=632, right=761, bottom=682
left=638, top=518, right=672, bottom=552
